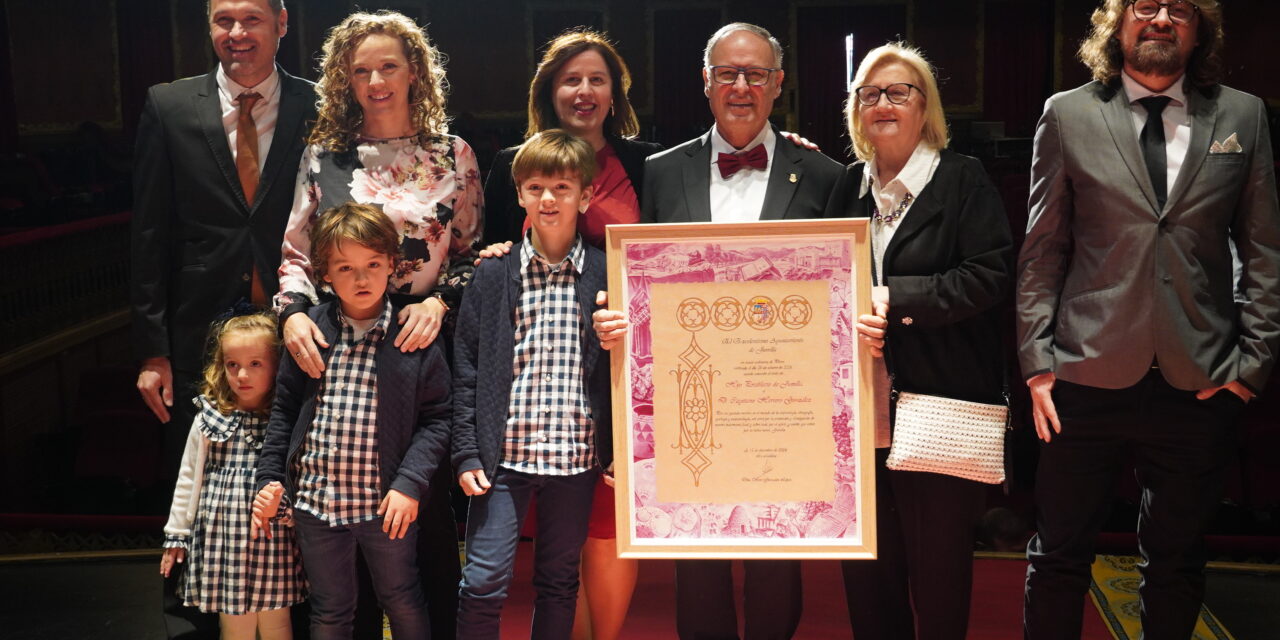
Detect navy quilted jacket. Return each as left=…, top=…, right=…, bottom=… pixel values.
left=255, top=300, right=452, bottom=502
left=451, top=242, right=613, bottom=477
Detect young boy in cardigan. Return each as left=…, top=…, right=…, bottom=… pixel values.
left=452, top=129, right=614, bottom=638
left=251, top=202, right=452, bottom=638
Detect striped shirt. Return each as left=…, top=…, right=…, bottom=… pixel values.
left=501, top=236, right=596, bottom=475
left=293, top=302, right=389, bottom=526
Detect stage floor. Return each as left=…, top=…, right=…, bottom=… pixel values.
left=1, top=545, right=1274, bottom=639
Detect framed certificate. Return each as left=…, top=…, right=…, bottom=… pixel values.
left=606, top=218, right=876, bottom=559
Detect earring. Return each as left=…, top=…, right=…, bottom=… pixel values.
left=610, top=103, right=616, bottom=117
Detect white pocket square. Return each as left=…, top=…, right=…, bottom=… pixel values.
left=1209, top=133, right=1242, bottom=154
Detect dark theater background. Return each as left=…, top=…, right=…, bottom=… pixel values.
left=0, top=1, right=1277, bottom=638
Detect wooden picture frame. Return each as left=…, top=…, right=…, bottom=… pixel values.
left=606, top=218, right=876, bottom=559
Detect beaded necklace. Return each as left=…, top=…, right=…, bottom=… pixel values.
left=871, top=192, right=914, bottom=225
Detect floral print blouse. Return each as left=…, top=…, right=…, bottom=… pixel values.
left=274, top=134, right=484, bottom=312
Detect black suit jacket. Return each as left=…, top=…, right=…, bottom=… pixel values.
left=827, top=150, right=1013, bottom=403
left=482, top=135, right=665, bottom=245
left=130, top=68, right=316, bottom=374
left=640, top=125, right=845, bottom=223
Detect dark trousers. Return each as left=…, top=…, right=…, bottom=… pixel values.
left=457, top=467, right=598, bottom=640
left=842, top=449, right=985, bottom=640
left=1023, top=371, right=1243, bottom=640
left=294, top=510, right=430, bottom=640
left=161, top=369, right=214, bottom=640
left=674, top=558, right=802, bottom=640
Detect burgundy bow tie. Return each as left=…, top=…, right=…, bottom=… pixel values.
left=717, top=144, right=768, bottom=179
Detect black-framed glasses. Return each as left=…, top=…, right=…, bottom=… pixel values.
left=853, top=83, right=921, bottom=106
left=707, top=65, right=780, bottom=87
left=1128, top=0, right=1199, bottom=25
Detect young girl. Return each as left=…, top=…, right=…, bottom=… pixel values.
left=160, top=312, right=305, bottom=639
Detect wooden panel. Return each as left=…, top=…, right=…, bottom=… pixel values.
left=9, top=1, right=120, bottom=133
left=651, top=6, right=722, bottom=146
left=912, top=0, right=982, bottom=111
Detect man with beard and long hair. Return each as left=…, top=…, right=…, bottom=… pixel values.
left=1016, top=1, right=1280, bottom=638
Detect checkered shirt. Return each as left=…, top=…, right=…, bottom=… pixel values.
left=501, top=236, right=596, bottom=475
left=293, top=302, right=390, bottom=526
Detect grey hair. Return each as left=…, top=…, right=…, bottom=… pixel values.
left=702, top=22, right=783, bottom=68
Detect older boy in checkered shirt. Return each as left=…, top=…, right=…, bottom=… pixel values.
left=451, top=130, right=615, bottom=639
left=251, top=203, right=452, bottom=639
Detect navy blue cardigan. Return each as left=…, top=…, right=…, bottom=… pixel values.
left=255, top=300, right=453, bottom=502
left=451, top=242, right=613, bottom=477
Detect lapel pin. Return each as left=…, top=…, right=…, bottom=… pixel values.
left=789, top=173, right=797, bottom=183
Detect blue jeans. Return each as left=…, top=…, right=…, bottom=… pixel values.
left=294, top=509, right=430, bottom=640
left=457, top=467, right=598, bottom=640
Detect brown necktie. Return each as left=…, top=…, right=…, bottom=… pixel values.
left=236, top=91, right=268, bottom=304
left=236, top=91, right=262, bottom=205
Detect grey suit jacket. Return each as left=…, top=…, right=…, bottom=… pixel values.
left=1016, top=80, right=1280, bottom=392
left=639, top=126, right=845, bottom=224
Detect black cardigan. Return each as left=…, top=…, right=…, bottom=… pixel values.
left=482, top=135, right=665, bottom=245
left=827, top=150, right=1014, bottom=404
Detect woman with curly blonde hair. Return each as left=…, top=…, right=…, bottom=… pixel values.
left=273, top=10, right=477, bottom=639
left=277, top=11, right=481, bottom=363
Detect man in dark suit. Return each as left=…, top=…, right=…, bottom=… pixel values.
left=1016, top=1, right=1280, bottom=638
left=638, top=22, right=844, bottom=640
left=130, top=0, right=314, bottom=637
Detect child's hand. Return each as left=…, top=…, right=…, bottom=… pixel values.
left=378, top=489, right=420, bottom=540
left=458, top=469, right=491, bottom=496
left=592, top=291, right=628, bottom=351
left=473, top=241, right=514, bottom=265
left=250, top=482, right=284, bottom=540
left=602, top=462, right=616, bottom=488
left=160, top=547, right=185, bottom=577
left=395, top=298, right=446, bottom=352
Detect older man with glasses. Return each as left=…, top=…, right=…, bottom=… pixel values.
left=1017, top=1, right=1280, bottom=638
left=594, top=21, right=845, bottom=640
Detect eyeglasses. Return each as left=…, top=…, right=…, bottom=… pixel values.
left=853, top=83, right=921, bottom=106
left=1128, top=0, right=1199, bottom=25
left=707, top=65, right=780, bottom=87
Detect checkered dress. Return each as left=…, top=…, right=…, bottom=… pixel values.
left=163, top=398, right=305, bottom=614
left=293, top=303, right=388, bottom=526
left=501, top=237, right=596, bottom=475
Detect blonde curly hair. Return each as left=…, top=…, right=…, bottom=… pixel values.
left=309, top=11, right=450, bottom=152
left=201, top=312, right=280, bottom=416
left=1077, top=0, right=1223, bottom=90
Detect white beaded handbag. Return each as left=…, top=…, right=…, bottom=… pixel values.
left=885, top=390, right=1010, bottom=484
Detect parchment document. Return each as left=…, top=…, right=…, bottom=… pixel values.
left=651, top=280, right=835, bottom=504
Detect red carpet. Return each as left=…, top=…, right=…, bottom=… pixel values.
left=495, top=543, right=1113, bottom=639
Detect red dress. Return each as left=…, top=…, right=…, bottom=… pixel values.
left=520, top=143, right=639, bottom=539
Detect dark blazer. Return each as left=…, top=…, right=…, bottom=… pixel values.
left=451, top=241, right=613, bottom=477
left=130, top=68, right=316, bottom=374
left=640, top=125, right=845, bottom=223
left=255, top=301, right=453, bottom=502
left=483, top=135, right=665, bottom=244
left=828, top=150, right=1013, bottom=404
left=1017, top=81, right=1280, bottom=392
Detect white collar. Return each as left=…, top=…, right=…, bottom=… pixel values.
left=216, top=64, right=280, bottom=103
left=860, top=141, right=940, bottom=198
left=709, top=123, right=775, bottom=160
left=1120, top=69, right=1186, bottom=107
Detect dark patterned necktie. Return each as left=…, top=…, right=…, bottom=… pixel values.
left=1138, top=95, right=1172, bottom=211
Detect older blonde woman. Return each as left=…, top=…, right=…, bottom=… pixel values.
left=827, top=42, right=1012, bottom=640
left=272, top=11, right=480, bottom=639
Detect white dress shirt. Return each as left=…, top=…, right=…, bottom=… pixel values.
left=1121, top=70, right=1191, bottom=198
left=215, top=65, right=281, bottom=175
left=861, top=141, right=941, bottom=284
left=708, top=124, right=776, bottom=223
